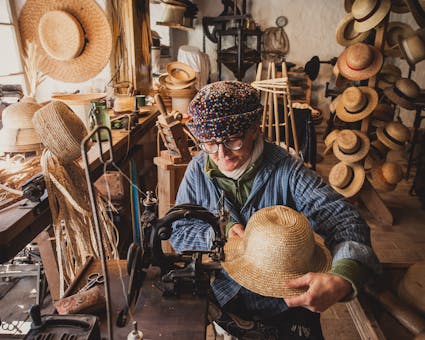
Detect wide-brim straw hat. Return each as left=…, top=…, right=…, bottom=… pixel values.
left=336, top=13, right=371, bottom=47
left=19, top=0, right=112, bottom=83
left=383, top=78, right=420, bottom=109
left=352, top=0, right=392, bottom=32
left=377, top=64, right=402, bottom=90
left=0, top=98, right=43, bottom=153
left=398, top=261, right=425, bottom=315
left=376, top=121, right=411, bottom=150
left=384, top=22, right=415, bottom=57
left=329, top=162, right=365, bottom=198
left=404, top=0, right=425, bottom=28
left=336, top=86, right=378, bottom=122
left=369, top=161, right=403, bottom=191
left=323, top=129, right=341, bottom=156
left=158, top=73, right=196, bottom=90
left=333, top=129, right=371, bottom=163
left=337, top=42, right=383, bottom=81
left=166, top=62, right=196, bottom=83
left=222, top=206, right=331, bottom=298
left=32, top=101, right=88, bottom=163
left=399, top=29, right=425, bottom=69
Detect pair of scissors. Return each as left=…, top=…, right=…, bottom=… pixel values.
left=79, top=272, right=104, bottom=293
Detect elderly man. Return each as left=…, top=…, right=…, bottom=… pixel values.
left=169, top=81, right=380, bottom=339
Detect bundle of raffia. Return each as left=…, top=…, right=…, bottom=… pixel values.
left=33, top=101, right=118, bottom=295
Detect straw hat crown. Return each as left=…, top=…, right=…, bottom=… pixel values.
left=336, top=13, right=371, bottom=47
left=38, top=10, right=85, bottom=61
left=369, top=161, right=403, bottom=191
left=337, top=43, right=383, bottom=81
left=32, top=101, right=88, bottom=163
left=222, top=206, right=331, bottom=298
left=329, top=162, right=365, bottom=198
left=333, top=129, right=370, bottom=163
left=336, top=86, right=378, bottom=122
left=399, top=29, right=425, bottom=69
left=377, top=121, right=410, bottom=150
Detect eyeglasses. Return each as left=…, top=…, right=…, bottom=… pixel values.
left=199, top=134, right=245, bottom=154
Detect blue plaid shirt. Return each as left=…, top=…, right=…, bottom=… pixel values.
left=170, top=141, right=380, bottom=315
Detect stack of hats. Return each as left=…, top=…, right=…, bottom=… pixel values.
left=328, top=129, right=370, bottom=198
left=158, top=62, right=197, bottom=115
left=0, top=97, right=44, bottom=153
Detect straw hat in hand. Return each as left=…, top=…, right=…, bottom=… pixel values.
left=222, top=206, right=331, bottom=298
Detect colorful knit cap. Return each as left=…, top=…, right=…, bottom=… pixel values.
left=186, top=81, right=263, bottom=141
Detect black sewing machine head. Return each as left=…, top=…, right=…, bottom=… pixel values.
left=140, top=196, right=229, bottom=297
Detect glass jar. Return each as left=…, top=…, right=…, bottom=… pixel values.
left=89, top=100, right=111, bottom=141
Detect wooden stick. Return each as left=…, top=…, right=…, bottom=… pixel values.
left=271, top=63, right=280, bottom=145
left=282, top=62, right=300, bottom=156
left=283, top=87, right=290, bottom=152
left=255, top=62, right=262, bottom=82
left=267, top=84, right=273, bottom=141
left=262, top=63, right=272, bottom=135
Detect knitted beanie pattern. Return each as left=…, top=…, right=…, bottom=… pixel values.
left=187, top=81, right=262, bottom=140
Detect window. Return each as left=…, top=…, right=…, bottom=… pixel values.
left=0, top=0, right=28, bottom=99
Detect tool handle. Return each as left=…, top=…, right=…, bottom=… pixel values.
left=154, top=94, right=168, bottom=117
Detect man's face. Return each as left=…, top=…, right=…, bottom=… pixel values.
left=204, top=127, right=259, bottom=172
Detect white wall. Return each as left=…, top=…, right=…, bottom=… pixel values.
left=158, top=0, right=424, bottom=127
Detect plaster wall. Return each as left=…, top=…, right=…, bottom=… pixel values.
left=167, top=0, right=425, bottom=127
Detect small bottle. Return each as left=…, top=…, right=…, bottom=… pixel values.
left=89, top=100, right=111, bottom=141
left=127, top=321, right=143, bottom=340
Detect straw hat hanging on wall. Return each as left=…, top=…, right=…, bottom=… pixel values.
left=352, top=0, right=391, bottom=33
left=384, top=22, right=415, bottom=57
left=336, top=13, right=371, bottom=47
left=329, top=162, right=365, bottom=198
left=333, top=129, right=371, bottom=163
left=337, top=42, right=383, bottom=81
left=19, top=0, right=112, bottom=83
left=323, top=129, right=341, bottom=156
left=369, top=161, right=403, bottom=191
left=383, top=78, right=420, bottom=109
left=376, top=121, right=411, bottom=150
left=0, top=98, right=43, bottom=153
left=336, top=86, right=378, bottom=122
left=222, top=206, right=331, bottom=298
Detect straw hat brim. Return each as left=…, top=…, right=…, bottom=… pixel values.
left=323, top=130, right=340, bottom=156
left=336, top=87, right=378, bottom=122
left=159, top=73, right=196, bottom=90
left=384, top=22, right=414, bottom=57
left=167, top=62, right=196, bottom=83
left=336, top=13, right=371, bottom=47
left=222, top=233, right=331, bottom=298
left=51, top=93, right=106, bottom=105
left=333, top=130, right=371, bottom=163
left=331, top=163, right=366, bottom=198
left=383, top=86, right=417, bottom=109
left=0, top=128, right=43, bottom=153
left=19, top=0, right=112, bottom=83
left=337, top=45, right=383, bottom=81
left=404, top=0, right=425, bottom=28
left=376, top=126, right=406, bottom=150
left=353, top=0, right=391, bottom=32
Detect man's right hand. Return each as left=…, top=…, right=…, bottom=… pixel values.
left=228, top=223, right=245, bottom=238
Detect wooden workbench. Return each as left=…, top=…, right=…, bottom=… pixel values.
left=0, top=110, right=158, bottom=264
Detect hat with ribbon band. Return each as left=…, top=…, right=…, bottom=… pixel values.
left=376, top=121, right=410, bottom=150
left=384, top=78, right=420, bottom=109
left=329, top=162, right=365, bottom=198
left=336, top=86, right=378, bottom=122
left=333, top=129, right=371, bottom=163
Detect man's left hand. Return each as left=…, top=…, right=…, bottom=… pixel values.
left=284, top=273, right=353, bottom=313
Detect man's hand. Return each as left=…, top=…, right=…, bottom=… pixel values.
left=228, top=223, right=245, bottom=238
left=284, top=273, right=353, bottom=313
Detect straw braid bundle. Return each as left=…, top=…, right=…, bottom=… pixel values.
left=41, top=150, right=118, bottom=295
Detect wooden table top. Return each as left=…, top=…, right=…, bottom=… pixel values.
left=0, top=111, right=158, bottom=263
